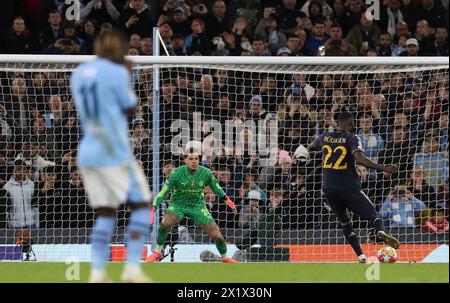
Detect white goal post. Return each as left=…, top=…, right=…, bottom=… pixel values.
left=0, top=55, right=448, bottom=263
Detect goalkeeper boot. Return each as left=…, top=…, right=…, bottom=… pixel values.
left=358, top=254, right=367, bottom=264
left=89, top=269, right=111, bottom=283
left=377, top=231, right=400, bottom=249
left=144, top=251, right=163, bottom=263
left=121, top=264, right=153, bottom=283
left=222, top=257, right=239, bottom=263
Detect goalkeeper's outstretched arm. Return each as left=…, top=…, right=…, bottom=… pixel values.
left=208, top=171, right=237, bottom=214
left=150, top=174, right=175, bottom=223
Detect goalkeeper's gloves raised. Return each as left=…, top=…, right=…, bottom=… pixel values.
left=150, top=206, right=157, bottom=224
left=221, top=195, right=237, bottom=214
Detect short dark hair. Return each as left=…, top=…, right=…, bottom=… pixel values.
left=330, top=23, right=342, bottom=29
left=313, top=19, right=325, bottom=26
left=338, top=111, right=355, bottom=126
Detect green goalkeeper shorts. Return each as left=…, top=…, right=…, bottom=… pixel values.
left=167, top=203, right=214, bottom=225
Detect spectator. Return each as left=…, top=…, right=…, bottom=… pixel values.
left=99, top=21, right=113, bottom=35
left=356, top=165, right=381, bottom=208
left=393, top=20, right=411, bottom=44
left=118, top=0, right=156, bottom=38
left=399, top=37, right=420, bottom=56
left=167, top=5, right=191, bottom=38
left=3, top=159, right=38, bottom=229
left=211, top=93, right=232, bottom=124
left=205, top=0, right=230, bottom=39
left=171, top=33, right=186, bottom=55
left=250, top=37, right=270, bottom=56
left=44, top=21, right=82, bottom=54
left=380, top=185, right=427, bottom=227
left=392, top=33, right=408, bottom=56
left=297, top=17, right=313, bottom=36
left=238, top=189, right=261, bottom=229
left=430, top=26, right=449, bottom=56
left=184, top=18, right=212, bottom=55
left=27, top=72, right=51, bottom=115
left=376, top=31, right=393, bottom=56
left=301, top=0, right=333, bottom=19
left=284, top=33, right=306, bottom=56
left=60, top=113, right=79, bottom=153
left=267, top=150, right=293, bottom=191
left=80, top=19, right=98, bottom=55
left=380, top=0, right=406, bottom=38
left=39, top=9, right=62, bottom=51
left=332, top=0, right=346, bottom=17
left=314, top=106, right=335, bottom=136
left=414, top=20, right=434, bottom=55
left=378, top=126, right=417, bottom=189
left=305, top=19, right=330, bottom=55
left=128, top=33, right=142, bottom=51
left=43, top=95, right=64, bottom=129
left=80, top=0, right=120, bottom=25
left=346, top=13, right=381, bottom=56
left=402, top=92, right=426, bottom=142
left=130, top=118, right=151, bottom=159
left=246, top=95, right=265, bottom=121
left=414, top=136, right=449, bottom=190
left=15, top=138, right=56, bottom=182
left=62, top=167, right=93, bottom=228
left=422, top=207, right=449, bottom=234
left=406, top=0, right=448, bottom=32
left=405, top=165, right=437, bottom=209
left=325, top=23, right=358, bottom=55
left=2, top=16, right=38, bottom=54
left=305, top=1, right=325, bottom=24
left=337, top=0, right=364, bottom=36
left=254, top=13, right=287, bottom=56
left=438, top=112, right=448, bottom=152
left=276, top=0, right=306, bottom=34
left=357, top=114, right=385, bottom=180
left=3, top=77, right=31, bottom=132
left=37, top=165, right=64, bottom=228
left=140, top=37, right=152, bottom=55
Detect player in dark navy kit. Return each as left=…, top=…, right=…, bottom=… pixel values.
left=308, top=112, right=400, bottom=263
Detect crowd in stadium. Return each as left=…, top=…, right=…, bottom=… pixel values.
left=0, top=0, right=448, bottom=56
left=0, top=0, right=448, bottom=238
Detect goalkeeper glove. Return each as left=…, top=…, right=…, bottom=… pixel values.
left=221, top=195, right=237, bottom=214
left=150, top=206, right=157, bottom=224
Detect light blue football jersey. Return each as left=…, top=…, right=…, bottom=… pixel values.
left=70, top=58, right=137, bottom=167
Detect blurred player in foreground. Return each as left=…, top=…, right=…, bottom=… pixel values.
left=308, top=112, right=400, bottom=263
left=145, top=149, right=238, bottom=263
left=71, top=31, right=151, bottom=282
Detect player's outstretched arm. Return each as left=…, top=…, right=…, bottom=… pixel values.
left=353, top=150, right=398, bottom=175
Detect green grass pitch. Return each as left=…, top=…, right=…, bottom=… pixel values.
left=0, top=263, right=448, bottom=283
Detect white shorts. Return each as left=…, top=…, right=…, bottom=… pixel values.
left=80, top=161, right=151, bottom=209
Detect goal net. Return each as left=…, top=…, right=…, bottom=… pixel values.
left=0, top=57, right=448, bottom=263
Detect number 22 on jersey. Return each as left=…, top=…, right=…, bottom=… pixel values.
left=322, top=145, right=348, bottom=170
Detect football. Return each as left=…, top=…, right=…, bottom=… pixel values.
left=377, top=247, right=398, bottom=263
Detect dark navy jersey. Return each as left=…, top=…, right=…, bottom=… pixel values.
left=315, top=131, right=364, bottom=192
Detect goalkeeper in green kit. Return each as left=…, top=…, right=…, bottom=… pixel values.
left=145, top=150, right=238, bottom=263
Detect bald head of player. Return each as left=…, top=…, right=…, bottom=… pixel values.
left=184, top=148, right=200, bottom=172
left=337, top=111, right=355, bottom=133
left=94, top=30, right=128, bottom=65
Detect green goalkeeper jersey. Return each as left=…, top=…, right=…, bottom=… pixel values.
left=153, top=165, right=226, bottom=208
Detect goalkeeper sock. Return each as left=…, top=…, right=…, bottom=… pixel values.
left=215, top=238, right=228, bottom=258
left=92, top=216, right=115, bottom=270
left=342, top=222, right=363, bottom=257
left=156, top=227, right=169, bottom=252
left=126, top=208, right=150, bottom=265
